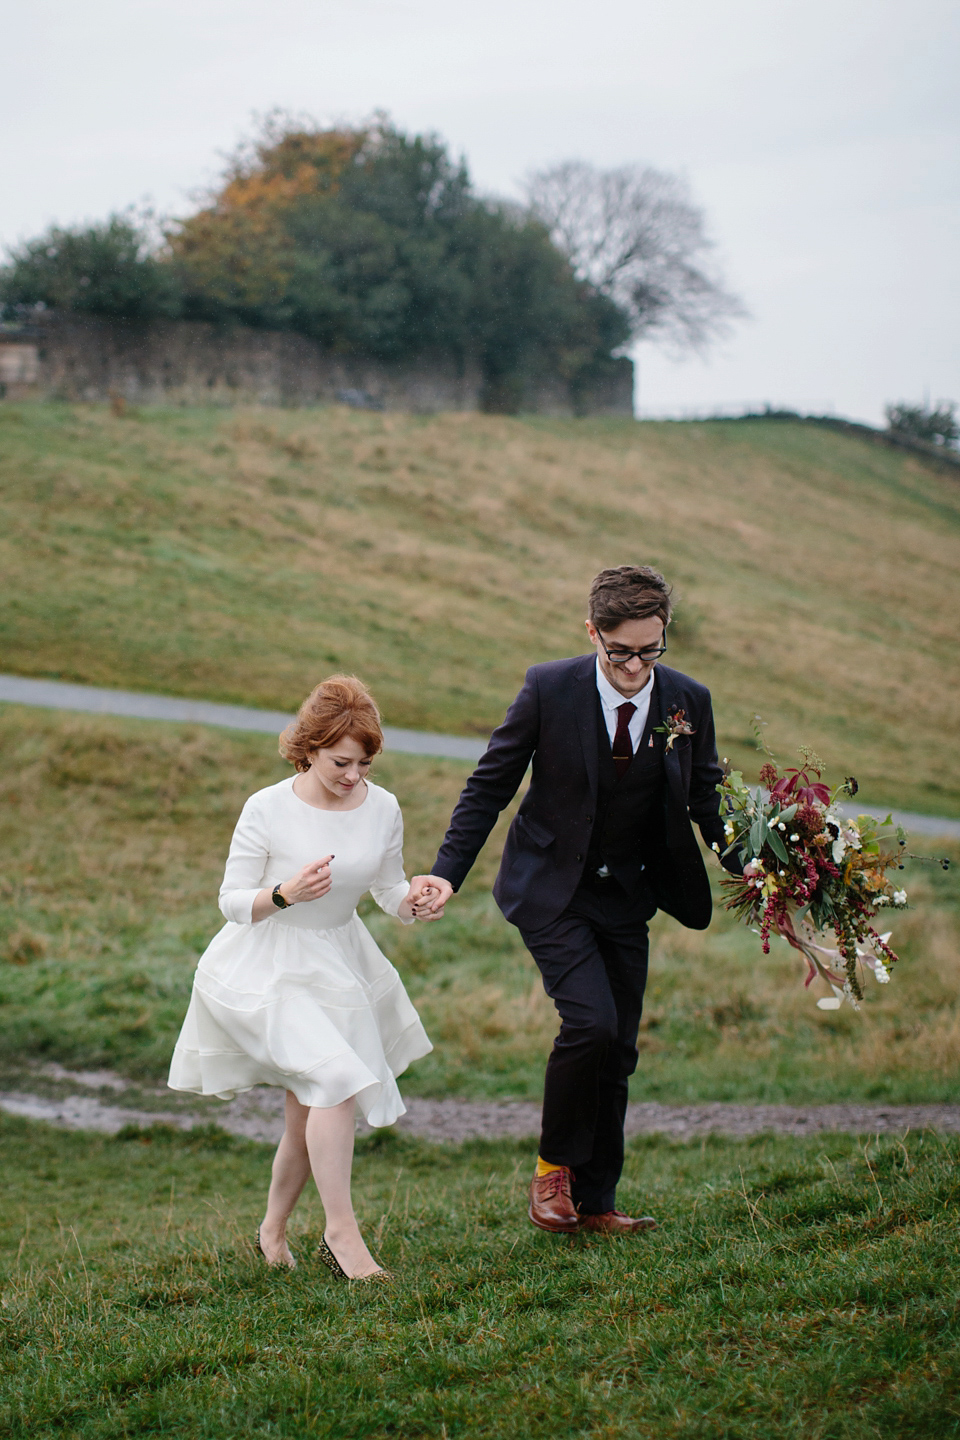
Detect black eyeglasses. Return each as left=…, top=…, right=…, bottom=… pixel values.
left=597, top=629, right=668, bottom=666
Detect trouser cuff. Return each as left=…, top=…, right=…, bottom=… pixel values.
left=572, top=1193, right=616, bottom=1216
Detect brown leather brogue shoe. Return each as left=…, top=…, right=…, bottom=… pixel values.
left=578, top=1209, right=659, bottom=1235
left=528, top=1166, right=579, bottom=1233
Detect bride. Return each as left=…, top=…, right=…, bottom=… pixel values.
left=168, top=675, right=439, bottom=1281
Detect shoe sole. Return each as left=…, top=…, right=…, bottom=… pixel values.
left=527, top=1205, right=579, bottom=1234
left=578, top=1222, right=659, bottom=1235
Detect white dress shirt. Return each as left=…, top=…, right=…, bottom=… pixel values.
left=595, top=657, right=655, bottom=753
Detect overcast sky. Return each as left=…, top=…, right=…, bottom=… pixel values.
left=3, top=0, right=957, bottom=424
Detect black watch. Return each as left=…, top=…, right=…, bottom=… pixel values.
left=271, top=883, right=291, bottom=909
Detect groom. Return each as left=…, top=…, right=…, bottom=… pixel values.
left=410, top=566, right=740, bottom=1234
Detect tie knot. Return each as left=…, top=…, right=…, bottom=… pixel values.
left=617, top=702, right=636, bottom=721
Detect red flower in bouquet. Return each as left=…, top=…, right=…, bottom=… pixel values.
left=767, top=751, right=831, bottom=807
left=770, top=772, right=831, bottom=806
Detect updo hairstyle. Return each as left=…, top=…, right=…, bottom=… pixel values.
left=279, top=675, right=383, bottom=773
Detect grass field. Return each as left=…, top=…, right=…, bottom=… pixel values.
left=1, top=403, right=959, bottom=816
left=1, top=1115, right=957, bottom=1438
left=2, top=705, right=957, bottom=1104
left=1, top=402, right=959, bottom=1437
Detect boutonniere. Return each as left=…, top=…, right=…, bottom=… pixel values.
left=654, top=707, right=696, bottom=751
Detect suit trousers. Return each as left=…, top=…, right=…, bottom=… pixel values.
left=518, top=877, right=655, bottom=1215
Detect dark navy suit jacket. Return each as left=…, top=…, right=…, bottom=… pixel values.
left=430, top=655, right=738, bottom=933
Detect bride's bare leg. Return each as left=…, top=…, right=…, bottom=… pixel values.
left=259, top=1091, right=311, bottom=1266
left=305, top=1097, right=381, bottom=1278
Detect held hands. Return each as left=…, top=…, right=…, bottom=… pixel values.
left=278, top=855, right=334, bottom=906
left=272, top=863, right=451, bottom=921
left=405, top=874, right=454, bottom=922
left=400, top=885, right=441, bottom=922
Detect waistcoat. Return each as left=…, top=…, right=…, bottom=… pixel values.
left=584, top=690, right=665, bottom=891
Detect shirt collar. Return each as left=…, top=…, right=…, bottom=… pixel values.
left=595, top=656, right=654, bottom=713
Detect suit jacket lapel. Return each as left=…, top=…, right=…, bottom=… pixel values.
left=572, top=655, right=600, bottom=801
left=654, top=666, right=687, bottom=811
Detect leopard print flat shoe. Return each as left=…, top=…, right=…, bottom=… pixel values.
left=316, top=1235, right=393, bottom=1284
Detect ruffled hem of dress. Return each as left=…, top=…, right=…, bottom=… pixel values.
left=167, top=1017, right=432, bottom=1129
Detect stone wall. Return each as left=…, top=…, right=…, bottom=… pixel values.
left=0, top=313, right=634, bottom=417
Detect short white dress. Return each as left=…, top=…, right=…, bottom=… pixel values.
left=168, top=776, right=432, bottom=1128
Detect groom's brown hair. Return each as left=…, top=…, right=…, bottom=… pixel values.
left=588, top=566, right=673, bottom=631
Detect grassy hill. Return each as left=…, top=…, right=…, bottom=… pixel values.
left=0, top=401, right=958, bottom=1103
left=0, top=402, right=958, bottom=815
left=2, top=402, right=959, bottom=1440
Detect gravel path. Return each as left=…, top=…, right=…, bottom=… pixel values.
left=2, top=1075, right=957, bottom=1146
left=0, top=674, right=486, bottom=763
left=2, top=673, right=957, bottom=835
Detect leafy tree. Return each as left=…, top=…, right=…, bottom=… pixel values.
left=0, top=214, right=181, bottom=320
left=459, top=204, right=628, bottom=410
left=169, top=116, right=625, bottom=400
left=885, top=400, right=958, bottom=448
left=170, top=122, right=369, bottom=322
left=2, top=118, right=633, bottom=410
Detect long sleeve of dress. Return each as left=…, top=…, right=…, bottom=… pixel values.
left=369, top=804, right=414, bottom=924
left=218, top=795, right=271, bottom=924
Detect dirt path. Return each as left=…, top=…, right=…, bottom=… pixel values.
left=1, top=1070, right=957, bottom=1145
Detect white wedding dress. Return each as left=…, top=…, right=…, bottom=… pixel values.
left=168, top=776, right=432, bottom=1127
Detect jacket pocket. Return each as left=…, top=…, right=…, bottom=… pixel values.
left=517, top=814, right=555, bottom=849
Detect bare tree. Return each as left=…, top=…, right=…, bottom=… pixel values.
left=523, top=160, right=745, bottom=352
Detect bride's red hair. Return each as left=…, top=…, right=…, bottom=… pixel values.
left=279, top=675, right=383, bottom=772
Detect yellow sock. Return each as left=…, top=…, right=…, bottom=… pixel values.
left=536, top=1157, right=564, bottom=1177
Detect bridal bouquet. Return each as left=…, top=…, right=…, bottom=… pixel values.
left=716, top=750, right=915, bottom=1010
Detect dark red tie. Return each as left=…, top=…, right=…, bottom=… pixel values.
left=612, top=701, right=637, bottom=778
